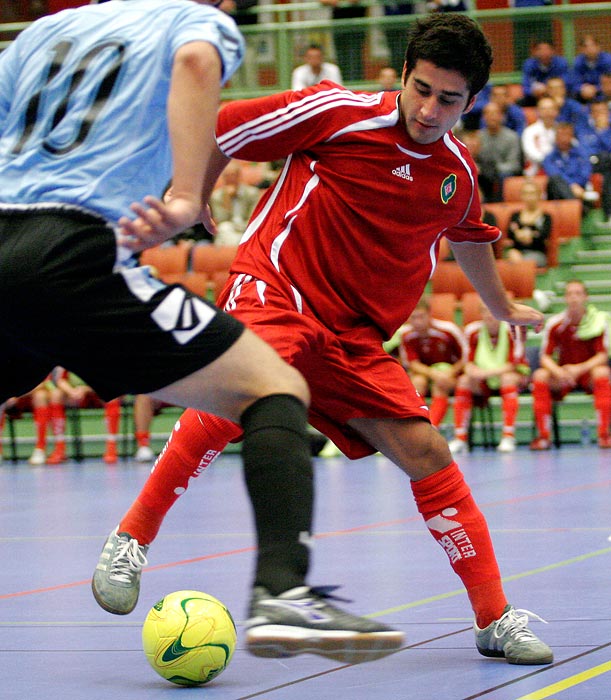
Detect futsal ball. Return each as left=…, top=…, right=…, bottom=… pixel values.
left=142, top=590, right=237, bottom=686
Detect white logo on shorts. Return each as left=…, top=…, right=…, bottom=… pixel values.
left=151, top=288, right=215, bottom=344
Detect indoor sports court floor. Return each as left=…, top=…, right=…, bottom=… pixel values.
left=1, top=445, right=610, bottom=700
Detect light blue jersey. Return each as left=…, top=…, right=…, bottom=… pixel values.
left=0, top=0, right=243, bottom=224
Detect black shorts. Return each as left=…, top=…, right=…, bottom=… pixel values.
left=0, top=209, right=244, bottom=402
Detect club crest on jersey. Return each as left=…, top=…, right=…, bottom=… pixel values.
left=441, top=173, right=457, bottom=203
left=392, top=163, right=413, bottom=181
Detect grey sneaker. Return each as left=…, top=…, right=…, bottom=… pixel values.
left=474, top=605, right=553, bottom=665
left=245, top=585, right=404, bottom=664
left=91, top=527, right=148, bottom=615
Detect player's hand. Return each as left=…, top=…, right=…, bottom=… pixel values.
left=498, top=302, right=544, bottom=335
left=117, top=195, right=203, bottom=252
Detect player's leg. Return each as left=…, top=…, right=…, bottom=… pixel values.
left=46, top=385, right=68, bottom=465
left=530, top=367, right=553, bottom=450
left=448, top=374, right=473, bottom=455
left=349, top=415, right=553, bottom=665
left=591, top=365, right=611, bottom=447
left=497, top=371, right=521, bottom=453
left=102, top=396, right=121, bottom=464
left=133, top=394, right=157, bottom=462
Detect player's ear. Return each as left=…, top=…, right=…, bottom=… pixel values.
left=462, top=94, right=477, bottom=115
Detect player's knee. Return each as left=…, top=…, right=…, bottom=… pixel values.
left=265, top=363, right=310, bottom=407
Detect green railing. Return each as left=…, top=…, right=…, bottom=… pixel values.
left=3, top=2, right=611, bottom=99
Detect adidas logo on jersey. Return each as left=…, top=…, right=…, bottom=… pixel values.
left=391, top=163, right=413, bottom=181
left=151, top=287, right=216, bottom=344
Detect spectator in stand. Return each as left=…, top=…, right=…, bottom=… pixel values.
left=291, top=43, right=342, bottom=90
left=530, top=280, right=611, bottom=450
left=599, top=71, right=611, bottom=109
left=377, top=65, right=399, bottom=92
left=521, top=95, right=558, bottom=176
left=398, top=297, right=467, bottom=429
left=487, top=83, right=527, bottom=135
left=449, top=302, right=530, bottom=455
left=209, top=159, right=262, bottom=245
left=521, top=40, right=571, bottom=107
left=511, top=0, right=554, bottom=70
left=505, top=178, right=551, bottom=268
left=542, top=122, right=594, bottom=207
left=577, top=100, right=611, bottom=226
left=571, top=34, right=611, bottom=105
left=319, top=0, right=366, bottom=82
left=47, top=369, right=122, bottom=465
left=545, top=76, right=588, bottom=131
left=427, top=0, right=468, bottom=12
left=477, top=101, right=523, bottom=202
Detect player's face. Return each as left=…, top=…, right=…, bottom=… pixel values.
left=400, top=60, right=474, bottom=145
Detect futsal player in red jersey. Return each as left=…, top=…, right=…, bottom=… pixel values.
left=531, top=279, right=611, bottom=450
left=94, top=14, right=554, bottom=665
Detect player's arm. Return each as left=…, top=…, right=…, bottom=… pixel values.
left=449, top=241, right=544, bottom=330
left=119, top=41, right=225, bottom=250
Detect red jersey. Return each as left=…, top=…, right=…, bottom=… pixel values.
left=541, top=311, right=609, bottom=365
left=216, top=82, right=499, bottom=346
left=399, top=318, right=467, bottom=366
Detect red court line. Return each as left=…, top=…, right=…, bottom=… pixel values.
left=2, top=478, right=609, bottom=601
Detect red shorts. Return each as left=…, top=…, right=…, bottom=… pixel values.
left=218, top=274, right=430, bottom=459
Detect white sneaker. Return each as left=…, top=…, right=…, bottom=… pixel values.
left=28, top=447, right=46, bottom=466
left=134, top=445, right=155, bottom=463
left=448, top=438, right=467, bottom=455
left=497, top=436, right=516, bottom=453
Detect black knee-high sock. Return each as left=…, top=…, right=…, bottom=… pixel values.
left=240, top=394, right=313, bottom=595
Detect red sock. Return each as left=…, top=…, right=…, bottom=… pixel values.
left=453, top=388, right=472, bottom=440
left=594, top=376, right=611, bottom=438
left=33, top=405, right=49, bottom=450
left=49, top=402, right=66, bottom=442
left=500, top=385, right=518, bottom=437
left=135, top=430, right=150, bottom=448
left=411, top=461, right=507, bottom=628
left=119, top=409, right=242, bottom=544
left=104, top=398, right=121, bottom=438
left=532, top=380, right=552, bottom=440
left=429, top=396, right=449, bottom=427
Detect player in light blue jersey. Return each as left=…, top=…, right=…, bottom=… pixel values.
left=0, top=0, right=402, bottom=663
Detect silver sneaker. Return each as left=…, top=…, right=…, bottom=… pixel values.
left=474, top=605, right=553, bottom=665
left=91, top=527, right=148, bottom=615
left=245, top=585, right=404, bottom=664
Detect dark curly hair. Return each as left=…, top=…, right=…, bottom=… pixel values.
left=404, top=14, right=493, bottom=101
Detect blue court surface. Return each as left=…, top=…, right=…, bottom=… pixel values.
left=1, top=446, right=610, bottom=700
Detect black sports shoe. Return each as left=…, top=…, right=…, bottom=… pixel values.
left=245, top=585, right=404, bottom=664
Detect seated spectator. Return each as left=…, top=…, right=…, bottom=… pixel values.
left=209, top=160, right=262, bottom=246
left=542, top=122, right=594, bottom=208
left=291, top=43, right=342, bottom=91
left=377, top=66, right=399, bottom=92
left=458, top=129, right=492, bottom=202
left=449, top=302, right=530, bottom=455
left=521, top=40, right=571, bottom=107
left=487, top=83, right=527, bottom=135
left=600, top=71, right=611, bottom=109
left=477, top=101, right=523, bottom=202
left=505, top=178, right=552, bottom=268
left=398, top=297, right=467, bottom=428
left=530, top=280, right=611, bottom=450
left=383, top=1, right=414, bottom=75
left=571, top=34, right=611, bottom=104
left=545, top=77, right=588, bottom=131
left=576, top=100, right=611, bottom=225
left=521, top=96, right=558, bottom=176
left=48, top=369, right=122, bottom=465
